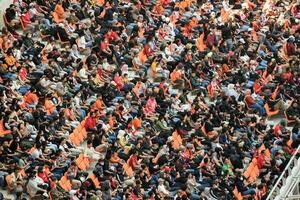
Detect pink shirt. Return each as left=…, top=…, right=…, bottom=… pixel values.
left=145, top=98, right=157, bottom=113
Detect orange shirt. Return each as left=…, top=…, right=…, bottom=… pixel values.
left=0, top=119, right=11, bottom=136
left=132, top=118, right=142, bottom=129
left=24, top=92, right=38, bottom=104
left=5, top=55, right=16, bottom=67
left=153, top=4, right=164, bottom=15
left=0, top=37, right=3, bottom=49
left=93, top=99, right=104, bottom=111
left=196, top=33, right=207, bottom=52
left=95, top=0, right=105, bottom=6
left=133, top=82, right=143, bottom=97
left=170, top=70, right=181, bottom=82
left=44, top=99, right=55, bottom=115
left=172, top=131, right=182, bottom=149
left=55, top=4, right=65, bottom=17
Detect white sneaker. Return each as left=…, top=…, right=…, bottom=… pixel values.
left=43, top=192, right=49, bottom=198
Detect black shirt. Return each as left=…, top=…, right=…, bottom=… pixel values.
left=5, top=8, right=16, bottom=22
left=221, top=26, right=232, bottom=40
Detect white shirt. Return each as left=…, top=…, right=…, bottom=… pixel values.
left=31, top=149, right=42, bottom=159
left=158, top=184, right=170, bottom=196
left=70, top=49, right=80, bottom=60
left=40, top=78, right=52, bottom=88
left=27, top=176, right=45, bottom=196
left=78, top=68, right=88, bottom=79
left=102, top=62, right=110, bottom=71
left=78, top=36, right=87, bottom=49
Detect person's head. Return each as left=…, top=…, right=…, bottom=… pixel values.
left=26, top=32, right=32, bottom=39
left=72, top=44, right=77, bottom=50
left=246, top=89, right=251, bottom=95
left=292, top=102, right=298, bottom=108
left=87, top=139, right=93, bottom=147
left=158, top=178, right=164, bottom=185
left=280, top=119, right=287, bottom=127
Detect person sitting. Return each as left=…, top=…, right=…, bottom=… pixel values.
left=235, top=172, right=256, bottom=197
left=286, top=101, right=300, bottom=124
left=26, top=172, right=48, bottom=198
left=53, top=0, right=66, bottom=24
left=244, top=89, right=266, bottom=116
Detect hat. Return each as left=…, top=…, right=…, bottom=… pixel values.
left=278, top=150, right=284, bottom=154
left=117, top=130, right=126, bottom=138
left=288, top=36, right=295, bottom=42
left=239, top=38, right=246, bottom=44
left=207, top=52, right=213, bottom=58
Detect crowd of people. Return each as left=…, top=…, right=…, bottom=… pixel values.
left=0, top=0, right=300, bottom=199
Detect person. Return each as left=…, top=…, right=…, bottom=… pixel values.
left=235, top=172, right=256, bottom=196
left=286, top=101, right=300, bottom=124
left=26, top=172, right=48, bottom=198
left=244, top=89, right=266, bottom=116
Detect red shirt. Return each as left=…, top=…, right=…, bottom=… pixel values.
left=38, top=172, right=50, bottom=183
left=245, top=95, right=255, bottom=106
left=21, top=12, right=31, bottom=27
left=127, top=154, right=138, bottom=168
left=286, top=42, right=295, bottom=56
left=105, top=31, right=119, bottom=43
left=130, top=192, right=139, bottom=200
left=206, top=33, right=215, bottom=48
left=100, top=41, right=109, bottom=51
left=97, top=68, right=103, bottom=77
left=273, top=125, right=282, bottom=137
left=161, top=0, right=170, bottom=7
left=85, top=116, right=96, bottom=130
left=113, top=75, right=124, bottom=90
left=283, top=72, right=292, bottom=82
left=19, top=67, right=27, bottom=80
left=144, top=44, right=153, bottom=57
left=257, top=154, right=265, bottom=169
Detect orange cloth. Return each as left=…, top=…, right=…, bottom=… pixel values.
left=137, top=50, right=148, bottom=64
left=172, top=131, right=182, bottom=149
left=153, top=4, right=164, bottom=15
left=53, top=4, right=65, bottom=23
left=253, top=80, right=262, bottom=94
left=196, top=33, right=207, bottom=52
left=55, top=4, right=65, bottom=18
left=133, top=82, right=143, bottom=97
left=44, top=100, right=55, bottom=115
left=24, top=92, right=38, bottom=105
left=93, top=99, right=104, bottom=111
left=222, top=64, right=230, bottom=73
left=170, top=70, right=181, bottom=82
left=0, top=119, right=11, bottom=137
left=251, top=30, right=259, bottom=42
left=0, top=37, right=3, bottom=50
left=221, top=8, right=229, bottom=23
left=4, top=55, right=16, bottom=67
left=207, top=84, right=214, bottom=98
left=132, top=118, right=142, bottom=130
left=95, top=0, right=104, bottom=6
